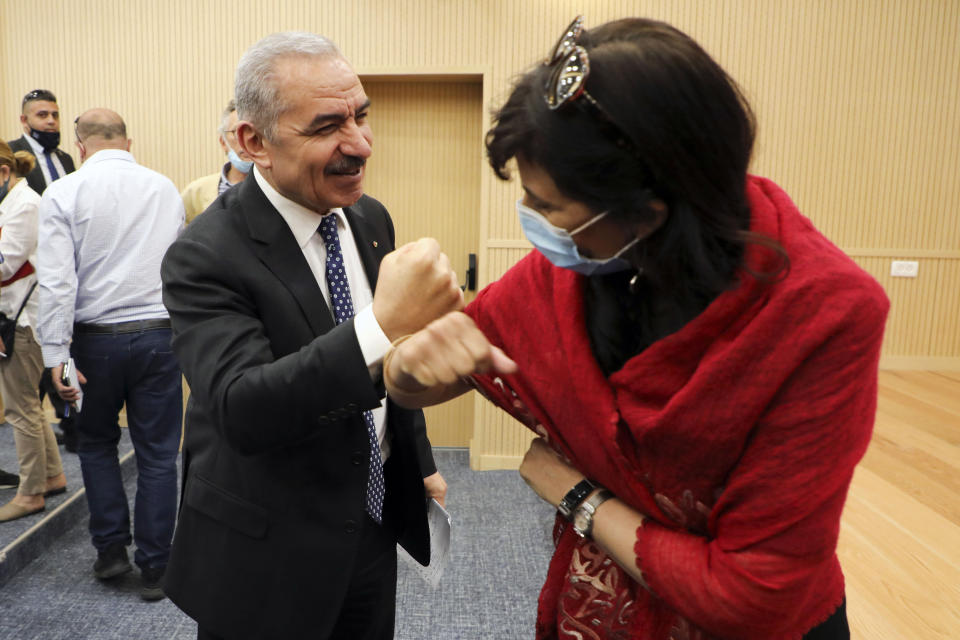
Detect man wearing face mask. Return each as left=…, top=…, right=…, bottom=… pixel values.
left=180, top=100, right=252, bottom=224
left=8, top=89, right=79, bottom=454
left=7, top=90, right=76, bottom=196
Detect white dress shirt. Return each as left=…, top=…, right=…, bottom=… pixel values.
left=253, top=167, right=392, bottom=461
left=23, top=133, right=67, bottom=188
left=0, top=179, right=40, bottom=329
left=36, top=149, right=186, bottom=367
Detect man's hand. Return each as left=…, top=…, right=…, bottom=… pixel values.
left=373, top=238, right=464, bottom=341
left=423, top=471, right=448, bottom=508
left=386, top=311, right=517, bottom=394
left=51, top=362, right=87, bottom=407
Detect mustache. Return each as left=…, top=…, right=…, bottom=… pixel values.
left=325, top=155, right=366, bottom=174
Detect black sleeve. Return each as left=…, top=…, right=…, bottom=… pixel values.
left=161, top=234, right=382, bottom=455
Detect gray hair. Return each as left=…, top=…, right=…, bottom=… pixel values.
left=235, top=32, right=342, bottom=141
left=217, top=99, right=237, bottom=136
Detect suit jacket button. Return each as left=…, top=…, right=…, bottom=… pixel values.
left=351, top=451, right=364, bottom=465
left=345, top=520, right=358, bottom=533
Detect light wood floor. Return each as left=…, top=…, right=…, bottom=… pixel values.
left=840, top=370, right=960, bottom=638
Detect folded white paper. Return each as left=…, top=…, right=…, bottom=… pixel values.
left=398, top=498, right=451, bottom=588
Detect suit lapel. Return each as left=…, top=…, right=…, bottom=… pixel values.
left=239, top=178, right=336, bottom=337
left=343, top=197, right=392, bottom=291
left=56, top=149, right=75, bottom=174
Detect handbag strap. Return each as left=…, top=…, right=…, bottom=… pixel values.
left=11, top=281, right=37, bottom=323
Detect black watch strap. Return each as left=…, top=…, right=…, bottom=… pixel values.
left=557, top=478, right=595, bottom=519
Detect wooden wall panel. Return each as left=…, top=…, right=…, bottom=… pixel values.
left=855, top=257, right=960, bottom=366
left=2, top=0, right=958, bottom=468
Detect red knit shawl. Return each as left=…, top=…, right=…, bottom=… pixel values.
left=465, top=176, right=889, bottom=639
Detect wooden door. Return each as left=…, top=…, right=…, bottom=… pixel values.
left=361, top=77, right=483, bottom=447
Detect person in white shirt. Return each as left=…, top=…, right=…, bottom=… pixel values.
left=0, top=140, right=67, bottom=521
left=36, top=109, right=185, bottom=601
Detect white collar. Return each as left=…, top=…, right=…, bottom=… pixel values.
left=253, top=166, right=346, bottom=249
left=81, top=149, right=135, bottom=167
left=22, top=133, right=47, bottom=156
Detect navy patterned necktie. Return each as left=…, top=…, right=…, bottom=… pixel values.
left=44, top=151, right=60, bottom=182
left=319, top=214, right=385, bottom=523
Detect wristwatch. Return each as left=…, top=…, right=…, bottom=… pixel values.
left=557, top=479, right=595, bottom=520
left=573, top=489, right=613, bottom=538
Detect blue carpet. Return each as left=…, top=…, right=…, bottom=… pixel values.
left=0, top=447, right=556, bottom=639
left=0, top=420, right=134, bottom=586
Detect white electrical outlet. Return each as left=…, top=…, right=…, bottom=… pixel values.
left=890, top=260, right=919, bottom=278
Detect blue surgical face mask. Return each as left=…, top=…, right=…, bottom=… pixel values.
left=223, top=138, right=253, bottom=174
left=516, top=199, right=639, bottom=276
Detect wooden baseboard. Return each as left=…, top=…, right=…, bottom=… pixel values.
left=880, top=356, right=960, bottom=371
left=468, top=443, right=523, bottom=471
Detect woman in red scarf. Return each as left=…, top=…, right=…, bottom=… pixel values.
left=385, top=16, right=888, bottom=639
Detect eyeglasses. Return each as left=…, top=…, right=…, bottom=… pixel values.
left=543, top=16, right=640, bottom=157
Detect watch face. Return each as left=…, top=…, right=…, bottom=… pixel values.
left=573, top=509, right=590, bottom=536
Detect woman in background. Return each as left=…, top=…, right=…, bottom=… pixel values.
left=384, top=16, right=887, bottom=639
left=0, top=140, right=66, bottom=522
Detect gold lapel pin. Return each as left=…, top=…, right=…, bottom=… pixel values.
left=372, top=240, right=378, bottom=248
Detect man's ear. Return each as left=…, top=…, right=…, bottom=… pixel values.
left=236, top=121, right=271, bottom=171
left=218, top=135, right=228, bottom=155
left=126, top=139, right=132, bottom=152
left=19, top=114, right=28, bottom=130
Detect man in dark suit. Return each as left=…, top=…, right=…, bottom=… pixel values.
left=8, top=89, right=78, bottom=452
left=160, top=32, right=461, bottom=640
left=7, top=89, right=76, bottom=195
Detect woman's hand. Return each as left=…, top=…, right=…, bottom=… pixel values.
left=521, top=438, right=650, bottom=589
left=519, top=438, right=586, bottom=509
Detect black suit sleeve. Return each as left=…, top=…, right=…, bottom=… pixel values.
left=161, top=233, right=383, bottom=456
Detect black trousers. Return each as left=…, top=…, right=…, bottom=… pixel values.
left=197, top=513, right=398, bottom=640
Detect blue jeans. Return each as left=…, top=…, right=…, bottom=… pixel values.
left=71, top=327, right=182, bottom=569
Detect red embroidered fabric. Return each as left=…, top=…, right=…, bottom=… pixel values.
left=466, top=176, right=888, bottom=639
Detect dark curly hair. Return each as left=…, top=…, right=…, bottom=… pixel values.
left=486, top=18, right=786, bottom=315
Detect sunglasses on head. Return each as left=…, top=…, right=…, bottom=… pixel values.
left=22, top=89, right=56, bottom=108
left=543, top=16, right=641, bottom=157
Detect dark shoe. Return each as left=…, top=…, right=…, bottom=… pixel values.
left=140, top=566, right=166, bottom=601
left=0, top=469, right=20, bottom=490
left=43, top=486, right=67, bottom=498
left=93, top=543, right=132, bottom=580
